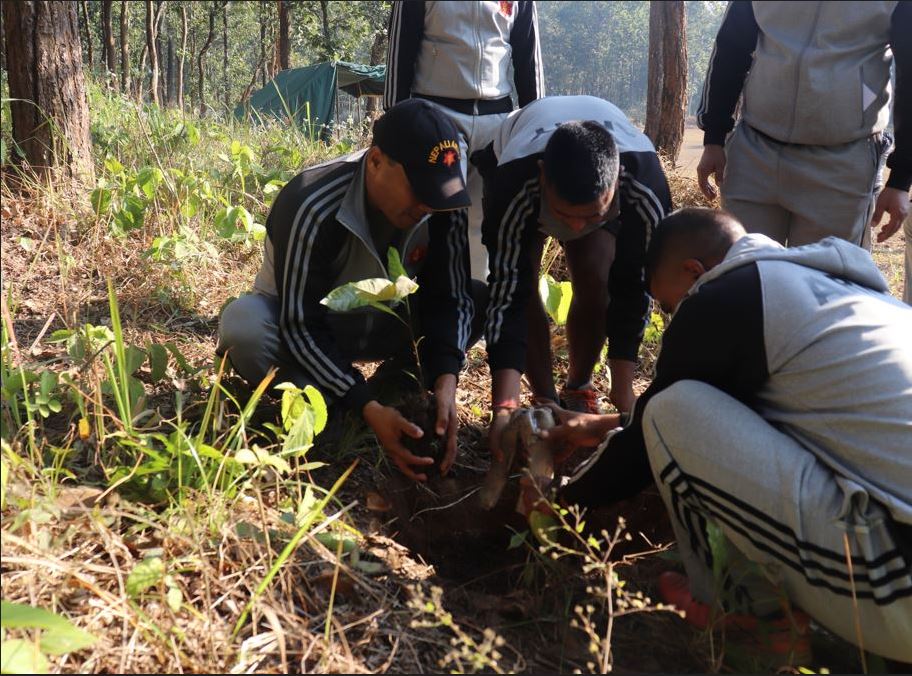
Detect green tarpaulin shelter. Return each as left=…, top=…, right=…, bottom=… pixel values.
left=235, top=61, right=385, bottom=140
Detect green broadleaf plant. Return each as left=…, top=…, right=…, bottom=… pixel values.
left=1, top=600, right=97, bottom=674
left=539, top=274, right=573, bottom=326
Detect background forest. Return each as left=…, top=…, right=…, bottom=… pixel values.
left=2, top=2, right=904, bottom=674
left=1, top=1, right=726, bottom=128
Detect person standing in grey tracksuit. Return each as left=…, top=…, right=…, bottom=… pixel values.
left=384, top=0, right=545, bottom=282
left=218, top=100, right=480, bottom=482
left=696, top=1, right=911, bottom=248
left=548, top=209, right=912, bottom=663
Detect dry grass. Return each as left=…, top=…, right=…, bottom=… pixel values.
left=0, top=475, right=475, bottom=673
left=1, top=124, right=905, bottom=673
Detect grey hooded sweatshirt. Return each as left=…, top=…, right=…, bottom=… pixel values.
left=562, top=234, right=912, bottom=530
left=694, top=235, right=912, bottom=525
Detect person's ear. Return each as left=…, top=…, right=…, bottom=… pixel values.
left=682, top=258, right=707, bottom=280
left=367, top=145, right=384, bottom=171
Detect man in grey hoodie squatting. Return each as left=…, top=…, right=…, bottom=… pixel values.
left=545, top=208, right=912, bottom=663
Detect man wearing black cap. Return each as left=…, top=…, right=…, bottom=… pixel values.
left=218, top=99, right=477, bottom=481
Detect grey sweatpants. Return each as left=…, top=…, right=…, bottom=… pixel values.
left=722, top=123, right=886, bottom=247
left=218, top=293, right=413, bottom=393
left=218, top=283, right=487, bottom=396
left=643, top=380, right=912, bottom=662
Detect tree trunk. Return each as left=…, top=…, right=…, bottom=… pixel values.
left=188, top=2, right=196, bottom=109
left=644, top=1, right=663, bottom=140
left=101, top=0, right=117, bottom=85
left=239, top=56, right=268, bottom=106
left=319, top=0, right=331, bottom=60
left=166, top=36, right=175, bottom=106
left=0, top=4, right=5, bottom=74
left=119, top=0, right=130, bottom=93
left=146, top=0, right=159, bottom=105
left=135, top=41, right=147, bottom=101
left=259, top=0, right=267, bottom=86
left=156, top=2, right=166, bottom=105
left=644, top=0, right=687, bottom=163
left=365, top=30, right=387, bottom=118
left=177, top=4, right=187, bottom=110
left=222, top=1, right=229, bottom=109
left=276, top=0, right=289, bottom=72
left=197, top=1, right=217, bottom=115
left=80, top=0, right=94, bottom=71
left=2, top=0, right=94, bottom=182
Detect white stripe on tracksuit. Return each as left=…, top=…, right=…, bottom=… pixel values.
left=281, top=174, right=356, bottom=398
left=486, top=178, right=539, bottom=345
left=695, top=1, right=733, bottom=129
left=383, top=2, right=404, bottom=110
left=696, top=41, right=719, bottom=129
left=530, top=3, right=546, bottom=98
left=622, top=174, right=665, bottom=247
left=447, top=210, right=473, bottom=351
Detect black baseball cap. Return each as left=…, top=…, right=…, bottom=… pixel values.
left=372, top=99, right=470, bottom=211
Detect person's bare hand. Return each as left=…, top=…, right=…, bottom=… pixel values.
left=539, top=403, right=617, bottom=452
left=434, top=374, right=459, bottom=475
left=362, top=401, right=433, bottom=482
left=870, top=187, right=911, bottom=243
left=697, top=144, right=726, bottom=201
left=487, top=407, right=514, bottom=464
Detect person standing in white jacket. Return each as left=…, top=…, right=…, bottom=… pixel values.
left=384, top=1, right=545, bottom=282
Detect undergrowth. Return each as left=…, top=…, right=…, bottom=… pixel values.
left=0, top=81, right=841, bottom=674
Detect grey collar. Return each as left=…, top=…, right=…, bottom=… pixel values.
left=335, top=151, right=382, bottom=259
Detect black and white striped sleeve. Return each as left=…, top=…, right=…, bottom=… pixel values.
left=561, top=264, right=768, bottom=508
left=416, top=210, right=474, bottom=384
left=608, top=152, right=672, bottom=362
left=271, top=176, right=372, bottom=412
left=511, top=1, right=545, bottom=107
left=383, top=1, right=426, bottom=110
left=696, top=1, right=759, bottom=146
left=481, top=160, right=542, bottom=374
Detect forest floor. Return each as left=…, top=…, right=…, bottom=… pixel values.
left=0, top=93, right=906, bottom=674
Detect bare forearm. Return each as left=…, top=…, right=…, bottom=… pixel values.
left=491, top=368, right=522, bottom=410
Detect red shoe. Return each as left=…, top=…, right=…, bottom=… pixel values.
left=658, top=572, right=812, bottom=663
left=560, top=386, right=601, bottom=414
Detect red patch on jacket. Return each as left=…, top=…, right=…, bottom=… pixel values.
left=441, top=148, right=458, bottom=167
left=499, top=1, right=513, bottom=18
left=407, top=245, right=428, bottom=265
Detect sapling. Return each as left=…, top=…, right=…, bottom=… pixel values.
left=320, top=248, right=444, bottom=468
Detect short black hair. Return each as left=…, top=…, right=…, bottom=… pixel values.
left=645, top=208, right=745, bottom=282
left=543, top=121, right=619, bottom=204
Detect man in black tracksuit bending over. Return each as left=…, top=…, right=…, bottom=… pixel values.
left=219, top=100, right=479, bottom=481
left=473, top=95, right=671, bottom=459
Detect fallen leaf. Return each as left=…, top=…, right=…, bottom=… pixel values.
left=365, top=491, right=392, bottom=513
left=312, top=571, right=355, bottom=598
left=54, top=486, right=104, bottom=511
